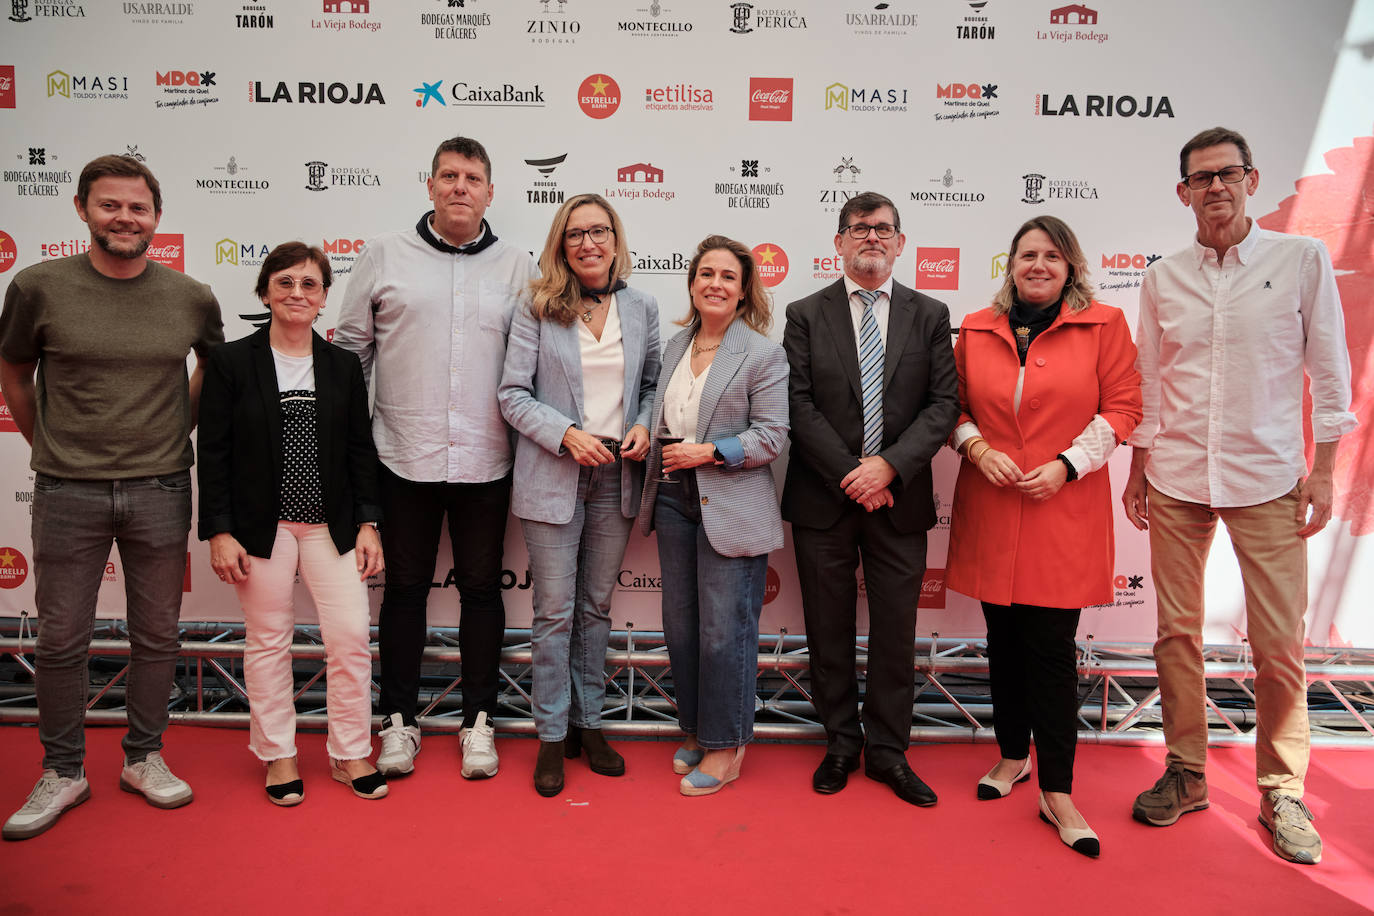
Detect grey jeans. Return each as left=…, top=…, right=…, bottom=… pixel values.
left=31, top=472, right=192, bottom=776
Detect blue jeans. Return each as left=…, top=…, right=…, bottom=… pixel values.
left=31, top=472, right=193, bottom=776
left=521, top=462, right=633, bottom=741
left=655, top=475, right=767, bottom=749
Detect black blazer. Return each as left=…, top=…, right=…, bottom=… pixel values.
left=196, top=325, right=382, bottom=558
left=781, top=279, right=959, bottom=534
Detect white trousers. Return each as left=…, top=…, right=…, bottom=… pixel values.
left=238, top=522, right=374, bottom=761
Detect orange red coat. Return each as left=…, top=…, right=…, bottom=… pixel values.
left=946, top=301, right=1142, bottom=608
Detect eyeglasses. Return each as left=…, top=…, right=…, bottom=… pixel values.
left=1183, top=165, right=1252, bottom=190
left=564, top=225, right=614, bottom=246
left=272, top=276, right=323, bottom=294
left=840, top=223, right=898, bottom=240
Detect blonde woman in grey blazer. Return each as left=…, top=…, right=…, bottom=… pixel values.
left=499, top=195, right=660, bottom=797
left=637, top=235, right=789, bottom=797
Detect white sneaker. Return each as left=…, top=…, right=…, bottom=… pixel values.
left=377, top=713, right=421, bottom=776
left=3, top=769, right=91, bottom=840
left=460, top=711, right=499, bottom=779
left=120, top=751, right=193, bottom=809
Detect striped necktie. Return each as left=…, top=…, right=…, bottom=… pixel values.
left=856, top=288, right=884, bottom=457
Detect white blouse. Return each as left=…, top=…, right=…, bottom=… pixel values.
left=662, top=346, right=712, bottom=443
left=577, top=293, right=626, bottom=440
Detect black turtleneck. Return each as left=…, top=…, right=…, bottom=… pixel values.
left=1008, top=295, right=1062, bottom=365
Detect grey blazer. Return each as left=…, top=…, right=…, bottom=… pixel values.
left=499, top=286, right=661, bottom=524
left=637, top=317, right=789, bottom=558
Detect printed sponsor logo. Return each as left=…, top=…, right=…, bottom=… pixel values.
left=617, top=1, right=692, bottom=37
left=909, top=168, right=986, bottom=208
left=47, top=70, right=130, bottom=102
left=40, top=238, right=88, bottom=260
left=9, top=0, right=86, bottom=22
left=933, top=80, right=1000, bottom=123
left=825, top=81, right=909, bottom=113
left=194, top=156, right=269, bottom=196
left=752, top=242, right=788, bottom=287
left=578, top=73, right=621, bottom=119
left=0, top=230, right=15, bottom=273
left=0, top=548, right=29, bottom=588
left=811, top=253, right=843, bottom=281
left=748, top=77, right=792, bottom=121
left=420, top=0, right=492, bottom=40
left=155, top=68, right=219, bottom=110
left=764, top=565, right=780, bottom=604
left=249, top=80, right=385, bottom=105
left=524, top=153, right=567, bottom=204
left=914, top=247, right=959, bottom=290
left=215, top=237, right=271, bottom=268
left=818, top=157, right=863, bottom=214
left=322, top=237, right=365, bottom=277
left=0, top=66, right=15, bottom=108
left=714, top=157, right=784, bottom=210
left=4, top=146, right=73, bottom=198
left=956, top=0, right=994, bottom=39
left=1021, top=172, right=1100, bottom=204
left=990, top=251, right=1008, bottom=279
left=729, top=2, right=806, bottom=33
left=527, top=0, right=581, bottom=44
left=629, top=249, right=693, bottom=274
left=608, top=162, right=675, bottom=203
left=315, top=1, right=381, bottom=33
left=643, top=82, right=714, bottom=112
left=236, top=1, right=273, bottom=28
left=1035, top=92, right=1173, bottom=118
left=918, top=568, right=946, bottom=608
left=1038, top=4, right=1108, bottom=43
left=844, top=2, right=917, bottom=37
left=305, top=160, right=381, bottom=192
left=0, top=396, right=20, bottom=433
left=125, top=2, right=195, bottom=24
left=1097, top=251, right=1160, bottom=293
left=147, top=233, right=184, bottom=271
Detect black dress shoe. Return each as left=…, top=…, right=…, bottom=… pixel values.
left=812, top=753, right=860, bottom=794
left=865, top=760, right=938, bottom=807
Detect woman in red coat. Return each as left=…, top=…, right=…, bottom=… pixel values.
left=948, top=216, right=1141, bottom=857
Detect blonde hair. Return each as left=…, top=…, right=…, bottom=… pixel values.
left=528, top=194, right=631, bottom=327
left=991, top=215, right=1094, bottom=317
left=679, top=235, right=773, bottom=334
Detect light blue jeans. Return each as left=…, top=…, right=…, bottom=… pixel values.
left=31, top=472, right=193, bottom=776
left=654, top=475, right=767, bottom=749
left=521, top=462, right=633, bottom=742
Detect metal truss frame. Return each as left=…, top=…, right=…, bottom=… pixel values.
left=1, top=618, right=1371, bottom=749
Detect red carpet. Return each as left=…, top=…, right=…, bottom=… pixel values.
left=0, top=725, right=1370, bottom=915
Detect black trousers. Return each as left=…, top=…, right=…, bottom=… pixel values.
left=376, top=465, right=511, bottom=728
left=793, top=508, right=926, bottom=769
left=981, top=602, right=1082, bottom=793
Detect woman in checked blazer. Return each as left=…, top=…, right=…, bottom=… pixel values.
left=638, top=234, right=789, bottom=797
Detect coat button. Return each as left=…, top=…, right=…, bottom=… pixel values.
left=1029, top=398, right=1041, bottom=409
left=700, top=496, right=709, bottom=505
left=1035, top=358, right=1046, bottom=367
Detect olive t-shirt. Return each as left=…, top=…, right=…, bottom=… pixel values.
left=0, top=253, right=225, bottom=478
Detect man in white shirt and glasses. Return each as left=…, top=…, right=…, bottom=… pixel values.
left=1123, top=126, right=1356, bottom=865
left=335, top=136, right=537, bottom=780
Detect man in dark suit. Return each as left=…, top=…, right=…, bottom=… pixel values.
left=782, top=192, right=958, bottom=806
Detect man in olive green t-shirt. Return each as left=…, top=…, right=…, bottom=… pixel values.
left=0, top=155, right=223, bottom=841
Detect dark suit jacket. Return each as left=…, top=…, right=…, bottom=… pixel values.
left=781, top=279, right=959, bottom=534
left=196, top=325, right=383, bottom=558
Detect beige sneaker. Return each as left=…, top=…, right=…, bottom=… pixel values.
left=1259, top=792, right=1322, bottom=865
left=1131, top=764, right=1208, bottom=826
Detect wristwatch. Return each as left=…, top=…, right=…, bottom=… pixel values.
left=712, top=444, right=725, bottom=465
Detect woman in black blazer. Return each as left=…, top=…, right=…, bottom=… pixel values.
left=197, top=242, right=386, bottom=805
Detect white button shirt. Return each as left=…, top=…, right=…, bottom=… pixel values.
left=333, top=217, right=539, bottom=483
left=1129, top=222, right=1356, bottom=507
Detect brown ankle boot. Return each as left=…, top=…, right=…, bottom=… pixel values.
left=566, top=726, right=625, bottom=777
left=534, top=740, right=564, bottom=797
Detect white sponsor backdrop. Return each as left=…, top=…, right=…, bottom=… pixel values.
left=0, top=1, right=1370, bottom=646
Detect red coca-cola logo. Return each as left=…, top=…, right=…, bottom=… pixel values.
left=0, top=547, right=29, bottom=589
left=148, top=233, right=185, bottom=272
left=914, top=246, right=959, bottom=291
left=0, top=394, right=18, bottom=433
left=918, top=568, right=946, bottom=608
left=749, top=77, right=793, bottom=122
left=0, top=66, right=14, bottom=109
